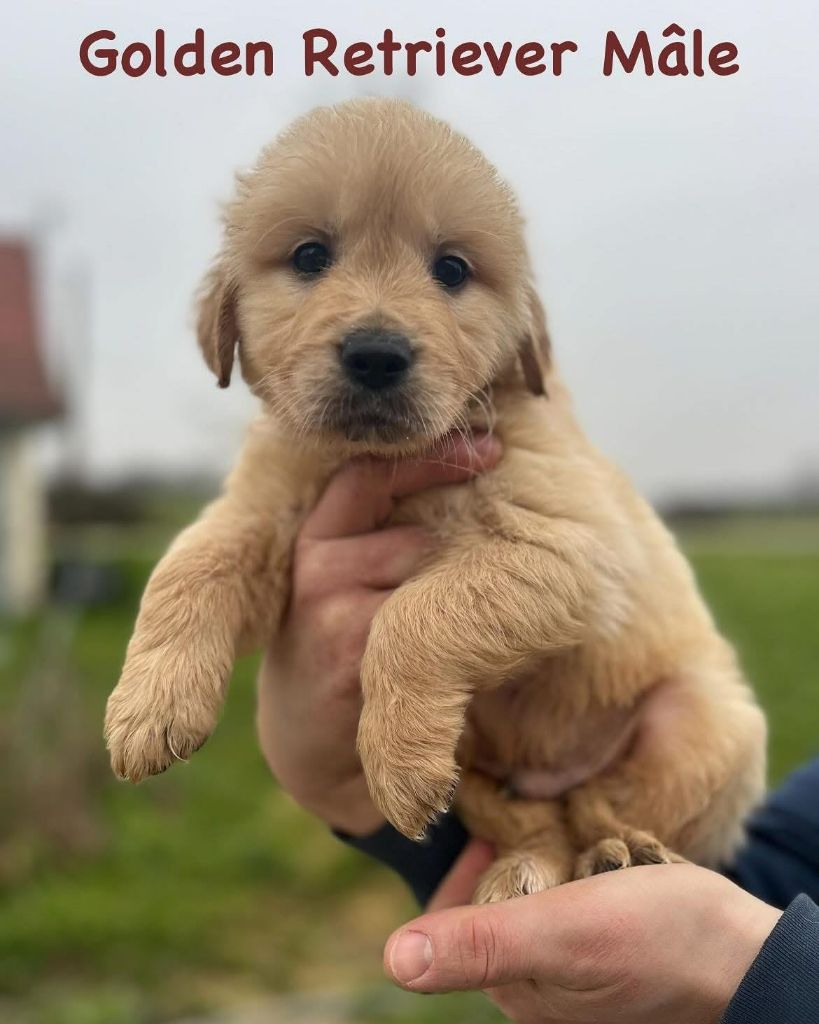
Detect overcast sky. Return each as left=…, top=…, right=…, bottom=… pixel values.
left=2, top=0, right=817, bottom=500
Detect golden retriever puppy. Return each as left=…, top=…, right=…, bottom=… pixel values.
left=105, top=98, right=765, bottom=902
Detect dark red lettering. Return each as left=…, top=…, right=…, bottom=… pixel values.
left=603, top=30, right=654, bottom=76
left=515, top=42, right=546, bottom=76
left=709, top=42, right=739, bottom=75
left=122, top=41, right=151, bottom=77
left=345, top=42, right=374, bottom=75
left=376, top=28, right=400, bottom=75
left=174, top=28, right=205, bottom=76
left=405, top=40, right=432, bottom=76
left=550, top=40, right=578, bottom=76
left=246, top=41, right=274, bottom=76
left=451, top=42, right=482, bottom=75
left=484, top=41, right=513, bottom=76
left=304, top=28, right=337, bottom=76
left=79, top=29, right=117, bottom=76
left=211, top=42, right=241, bottom=75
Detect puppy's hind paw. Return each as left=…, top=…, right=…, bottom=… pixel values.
left=473, top=853, right=563, bottom=904
left=574, top=838, right=632, bottom=878
left=574, top=829, right=680, bottom=880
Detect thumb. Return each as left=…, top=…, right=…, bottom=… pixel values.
left=384, top=896, right=548, bottom=993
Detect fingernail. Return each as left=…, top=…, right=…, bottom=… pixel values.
left=388, top=930, right=433, bottom=984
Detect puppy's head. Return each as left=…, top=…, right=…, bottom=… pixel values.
left=198, top=99, right=549, bottom=453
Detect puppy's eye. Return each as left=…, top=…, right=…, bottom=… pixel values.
left=433, top=254, right=470, bottom=289
left=292, top=242, right=332, bottom=275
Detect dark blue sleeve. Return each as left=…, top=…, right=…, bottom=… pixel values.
left=335, top=813, right=468, bottom=906
left=721, top=893, right=819, bottom=1024
left=725, top=756, right=819, bottom=908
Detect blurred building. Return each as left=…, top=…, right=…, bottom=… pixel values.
left=0, top=240, right=61, bottom=615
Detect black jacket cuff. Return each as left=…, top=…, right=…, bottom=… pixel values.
left=721, top=894, right=819, bottom=1023
left=334, top=812, right=469, bottom=906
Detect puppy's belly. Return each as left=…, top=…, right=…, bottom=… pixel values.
left=463, top=672, right=641, bottom=800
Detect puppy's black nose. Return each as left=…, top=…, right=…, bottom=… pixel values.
left=340, top=330, right=413, bottom=391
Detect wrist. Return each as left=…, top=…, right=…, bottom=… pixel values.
left=701, top=883, right=781, bottom=1018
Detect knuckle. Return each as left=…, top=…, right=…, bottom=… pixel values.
left=320, top=636, right=367, bottom=703
left=352, top=545, right=388, bottom=581
left=322, top=670, right=361, bottom=705
left=452, top=914, right=501, bottom=989
left=394, top=524, right=429, bottom=549
left=395, top=527, right=432, bottom=565
left=310, top=593, right=357, bottom=639
left=291, top=540, right=330, bottom=605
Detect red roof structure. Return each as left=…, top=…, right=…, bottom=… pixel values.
left=0, top=240, right=61, bottom=425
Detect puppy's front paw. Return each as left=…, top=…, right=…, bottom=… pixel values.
left=357, top=601, right=469, bottom=838
left=357, top=703, right=458, bottom=839
left=473, top=852, right=564, bottom=904
left=105, top=651, right=225, bottom=782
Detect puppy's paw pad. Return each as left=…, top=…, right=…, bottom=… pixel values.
left=473, top=854, right=561, bottom=904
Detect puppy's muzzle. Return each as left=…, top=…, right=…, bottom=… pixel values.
left=340, top=329, right=413, bottom=391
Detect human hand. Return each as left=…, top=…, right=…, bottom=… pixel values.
left=385, top=843, right=781, bottom=1024
left=256, top=433, right=502, bottom=836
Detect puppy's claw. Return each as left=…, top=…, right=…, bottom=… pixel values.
left=166, top=729, right=190, bottom=763
left=109, top=723, right=209, bottom=783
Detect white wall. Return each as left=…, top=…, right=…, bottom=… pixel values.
left=0, top=428, right=48, bottom=615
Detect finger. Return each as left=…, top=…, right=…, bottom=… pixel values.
left=275, top=588, right=387, bottom=694
left=294, top=526, right=431, bottom=598
left=384, top=431, right=503, bottom=499
left=487, top=984, right=553, bottom=1024
left=310, top=589, right=389, bottom=702
left=384, top=886, right=578, bottom=993
left=301, top=432, right=502, bottom=540
left=427, top=840, right=495, bottom=912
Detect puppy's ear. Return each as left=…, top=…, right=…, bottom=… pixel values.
left=519, top=285, right=552, bottom=398
left=196, top=266, right=240, bottom=389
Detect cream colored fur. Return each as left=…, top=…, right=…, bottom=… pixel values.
left=105, top=99, right=766, bottom=902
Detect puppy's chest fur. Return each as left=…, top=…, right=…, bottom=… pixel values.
left=287, top=394, right=717, bottom=799
left=379, top=441, right=666, bottom=789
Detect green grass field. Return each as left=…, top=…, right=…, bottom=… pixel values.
left=0, top=515, right=817, bottom=1024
